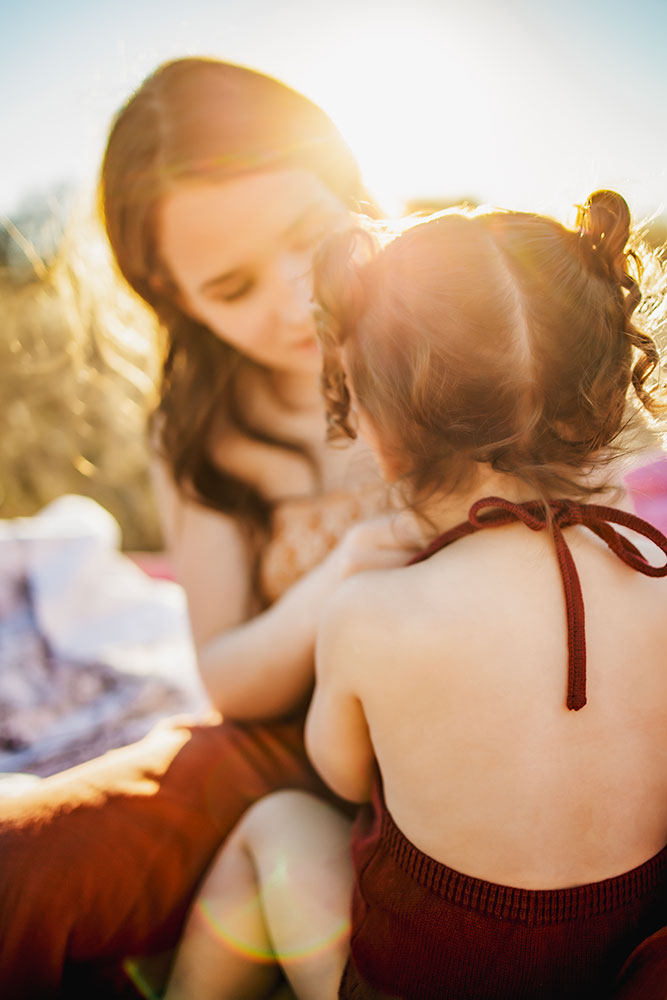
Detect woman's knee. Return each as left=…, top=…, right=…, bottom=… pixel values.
left=235, top=789, right=325, bottom=845
left=235, top=790, right=353, bottom=886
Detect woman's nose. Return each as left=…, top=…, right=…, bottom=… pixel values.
left=274, top=254, right=314, bottom=325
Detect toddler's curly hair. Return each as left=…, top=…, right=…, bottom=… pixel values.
left=314, top=191, right=666, bottom=509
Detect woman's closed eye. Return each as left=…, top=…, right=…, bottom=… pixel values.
left=214, top=277, right=256, bottom=303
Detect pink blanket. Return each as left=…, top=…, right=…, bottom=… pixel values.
left=624, top=456, right=667, bottom=536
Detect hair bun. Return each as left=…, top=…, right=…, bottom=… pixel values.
left=576, top=189, right=632, bottom=279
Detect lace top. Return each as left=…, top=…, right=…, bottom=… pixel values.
left=258, top=480, right=391, bottom=604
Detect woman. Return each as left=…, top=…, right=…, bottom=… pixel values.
left=0, top=58, right=418, bottom=998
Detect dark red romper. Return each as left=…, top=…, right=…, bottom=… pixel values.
left=339, top=497, right=667, bottom=1000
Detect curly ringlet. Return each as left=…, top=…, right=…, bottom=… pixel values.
left=314, top=191, right=667, bottom=514
left=100, top=57, right=375, bottom=532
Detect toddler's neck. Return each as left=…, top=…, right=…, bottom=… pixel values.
left=414, top=466, right=603, bottom=537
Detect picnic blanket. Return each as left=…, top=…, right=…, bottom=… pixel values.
left=0, top=495, right=209, bottom=777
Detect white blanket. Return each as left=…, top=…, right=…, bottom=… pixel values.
left=0, top=495, right=209, bottom=776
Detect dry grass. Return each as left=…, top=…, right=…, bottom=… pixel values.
left=0, top=201, right=163, bottom=550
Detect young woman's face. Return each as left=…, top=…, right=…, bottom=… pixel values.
left=157, top=168, right=349, bottom=374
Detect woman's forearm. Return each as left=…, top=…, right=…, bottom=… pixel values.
left=197, top=549, right=346, bottom=719
left=196, top=515, right=420, bottom=719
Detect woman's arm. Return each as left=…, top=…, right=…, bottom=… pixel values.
left=305, top=576, right=377, bottom=803
left=152, top=458, right=417, bottom=720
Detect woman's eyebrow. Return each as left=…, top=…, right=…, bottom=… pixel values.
left=199, top=201, right=336, bottom=293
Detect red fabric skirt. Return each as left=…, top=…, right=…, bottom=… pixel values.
left=0, top=711, right=338, bottom=999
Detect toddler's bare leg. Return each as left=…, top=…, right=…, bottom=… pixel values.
left=165, top=790, right=353, bottom=1000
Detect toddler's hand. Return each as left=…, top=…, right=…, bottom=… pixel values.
left=334, top=513, right=426, bottom=579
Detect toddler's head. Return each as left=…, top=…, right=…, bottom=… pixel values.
left=315, top=191, right=665, bottom=509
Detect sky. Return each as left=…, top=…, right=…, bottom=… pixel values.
left=2, top=0, right=666, bottom=225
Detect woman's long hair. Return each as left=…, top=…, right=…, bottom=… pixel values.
left=101, top=57, right=375, bottom=530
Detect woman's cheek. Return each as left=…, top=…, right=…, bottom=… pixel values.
left=200, top=302, right=252, bottom=351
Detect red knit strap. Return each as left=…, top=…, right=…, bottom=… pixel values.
left=551, top=521, right=587, bottom=710
left=405, top=496, right=667, bottom=713
left=573, top=502, right=667, bottom=577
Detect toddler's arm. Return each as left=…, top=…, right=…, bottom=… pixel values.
left=306, top=576, right=377, bottom=802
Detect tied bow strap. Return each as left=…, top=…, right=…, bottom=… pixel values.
left=407, top=496, right=667, bottom=711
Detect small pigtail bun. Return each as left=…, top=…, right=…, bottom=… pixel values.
left=577, top=189, right=660, bottom=411
left=577, top=189, right=633, bottom=281
left=313, top=226, right=375, bottom=440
